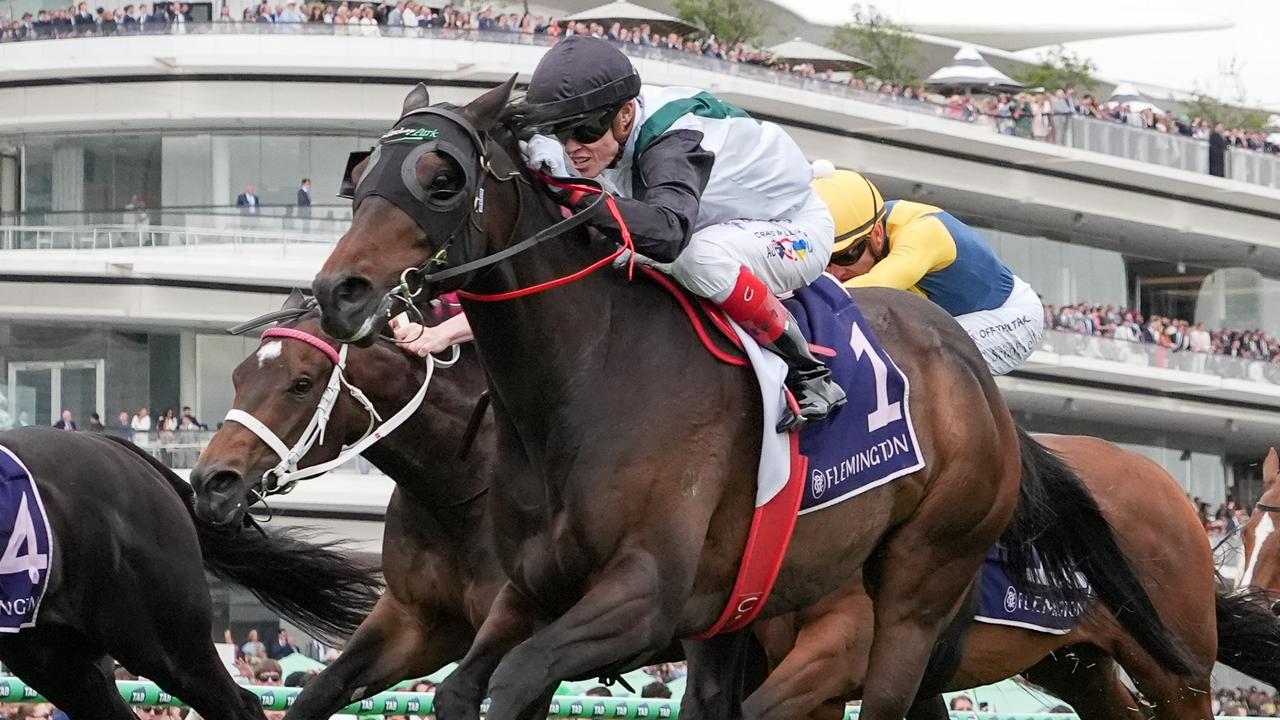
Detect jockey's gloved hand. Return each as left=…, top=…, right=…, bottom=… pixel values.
left=519, top=134, right=570, bottom=177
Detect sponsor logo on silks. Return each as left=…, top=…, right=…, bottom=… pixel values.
left=380, top=126, right=441, bottom=144
left=767, top=236, right=812, bottom=262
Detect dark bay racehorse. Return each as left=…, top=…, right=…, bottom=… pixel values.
left=754, top=436, right=1280, bottom=720
left=189, top=301, right=507, bottom=720
left=0, top=427, right=380, bottom=720
left=192, top=310, right=1277, bottom=720
left=310, top=79, right=1194, bottom=720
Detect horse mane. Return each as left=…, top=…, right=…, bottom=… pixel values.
left=489, top=112, right=586, bottom=217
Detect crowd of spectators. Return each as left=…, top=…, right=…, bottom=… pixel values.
left=1193, top=495, right=1250, bottom=535
left=0, top=0, right=192, bottom=39
left=1044, top=303, right=1280, bottom=363
left=931, top=87, right=1275, bottom=154
left=30, top=405, right=207, bottom=441
left=3, top=0, right=1276, bottom=178
left=1214, top=687, right=1280, bottom=717
left=0, top=2, right=839, bottom=80
left=4, top=0, right=1274, bottom=165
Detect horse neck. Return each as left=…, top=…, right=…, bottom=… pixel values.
left=461, top=182, right=627, bottom=406
left=356, top=344, right=492, bottom=512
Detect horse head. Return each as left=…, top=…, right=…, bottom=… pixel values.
left=1239, top=447, right=1280, bottom=594
left=190, top=292, right=424, bottom=527
left=313, top=77, right=521, bottom=345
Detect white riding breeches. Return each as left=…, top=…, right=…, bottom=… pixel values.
left=655, top=192, right=835, bottom=303
left=955, top=276, right=1044, bottom=376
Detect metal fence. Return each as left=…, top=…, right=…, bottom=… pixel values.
left=125, top=429, right=216, bottom=469
left=4, top=24, right=1279, bottom=189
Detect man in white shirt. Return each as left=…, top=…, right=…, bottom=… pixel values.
left=131, top=406, right=152, bottom=445
left=236, top=185, right=260, bottom=214
left=1189, top=323, right=1211, bottom=353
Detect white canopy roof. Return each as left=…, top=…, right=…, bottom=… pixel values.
left=564, top=1, right=697, bottom=34
left=766, top=38, right=871, bottom=71
left=924, top=46, right=1023, bottom=94
left=1107, top=83, right=1164, bottom=114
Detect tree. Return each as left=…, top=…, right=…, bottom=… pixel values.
left=1185, top=94, right=1269, bottom=131
left=1014, top=46, right=1098, bottom=92
left=673, top=0, right=765, bottom=45
left=1186, top=57, right=1270, bottom=131
left=829, top=5, right=921, bottom=87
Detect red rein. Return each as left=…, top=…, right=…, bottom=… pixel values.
left=455, top=174, right=636, bottom=302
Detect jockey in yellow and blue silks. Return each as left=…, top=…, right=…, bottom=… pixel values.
left=813, top=169, right=1043, bottom=375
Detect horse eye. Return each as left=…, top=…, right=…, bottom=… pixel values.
left=290, top=377, right=313, bottom=395
left=429, top=172, right=462, bottom=198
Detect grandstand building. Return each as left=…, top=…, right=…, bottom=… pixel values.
left=2, top=15, right=1278, bottom=623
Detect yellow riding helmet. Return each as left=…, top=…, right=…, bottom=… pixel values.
left=812, top=168, right=886, bottom=255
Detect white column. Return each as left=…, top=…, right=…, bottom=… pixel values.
left=51, top=144, right=84, bottom=214
left=211, top=135, right=231, bottom=229
left=179, top=330, right=197, bottom=419
left=0, top=148, right=18, bottom=216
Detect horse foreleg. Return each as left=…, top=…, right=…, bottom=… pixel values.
left=680, top=629, right=754, bottom=720
left=481, top=551, right=677, bottom=720
left=743, top=582, right=874, bottom=720
left=0, top=628, right=137, bottom=720
left=434, top=581, right=547, bottom=720
left=905, top=695, right=951, bottom=720
left=286, top=598, right=471, bottom=720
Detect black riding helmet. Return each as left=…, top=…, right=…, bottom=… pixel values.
left=520, top=36, right=641, bottom=141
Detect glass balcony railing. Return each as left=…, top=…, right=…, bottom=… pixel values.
left=1038, top=329, right=1280, bottom=386
left=4, top=24, right=1278, bottom=189
left=0, top=206, right=344, bottom=250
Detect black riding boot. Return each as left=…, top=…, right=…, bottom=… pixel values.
left=763, top=317, right=847, bottom=432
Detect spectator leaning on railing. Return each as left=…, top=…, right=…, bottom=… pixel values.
left=1044, top=301, right=1280, bottom=364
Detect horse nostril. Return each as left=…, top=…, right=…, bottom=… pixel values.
left=195, top=467, right=243, bottom=498
left=333, top=274, right=374, bottom=313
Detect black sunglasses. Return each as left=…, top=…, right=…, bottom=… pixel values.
left=547, top=105, right=622, bottom=145
left=829, top=238, right=870, bottom=267
left=257, top=673, right=282, bottom=682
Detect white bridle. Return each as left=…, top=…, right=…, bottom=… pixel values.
left=223, top=326, right=458, bottom=496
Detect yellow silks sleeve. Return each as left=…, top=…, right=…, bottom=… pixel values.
left=843, top=214, right=957, bottom=293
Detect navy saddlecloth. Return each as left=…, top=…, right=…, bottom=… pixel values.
left=974, top=546, right=1087, bottom=635
left=0, top=446, right=53, bottom=633
left=785, top=275, right=925, bottom=515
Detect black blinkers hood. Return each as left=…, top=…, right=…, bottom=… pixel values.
left=339, top=104, right=486, bottom=247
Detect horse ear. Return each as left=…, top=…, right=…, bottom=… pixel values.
left=1266, top=448, right=1279, bottom=485
left=282, top=288, right=309, bottom=311
left=465, top=74, right=518, bottom=133
left=402, top=82, right=431, bottom=116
